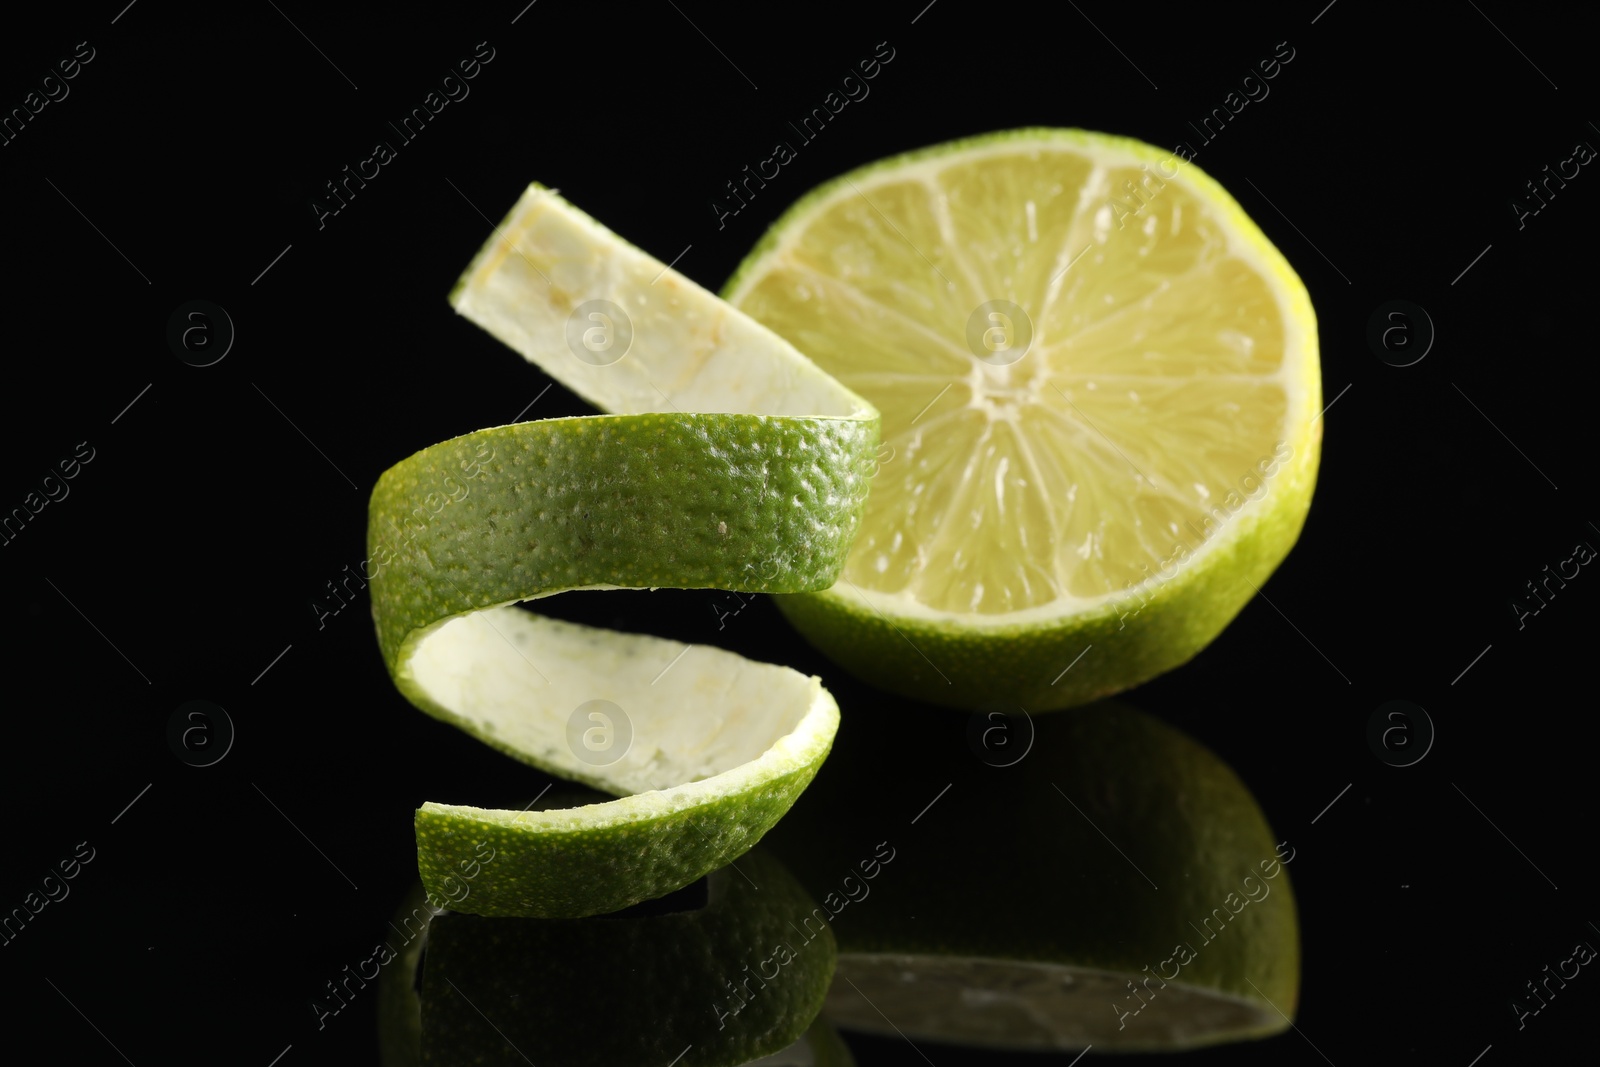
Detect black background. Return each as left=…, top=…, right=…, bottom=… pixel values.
left=1, top=1, right=1595, bottom=1064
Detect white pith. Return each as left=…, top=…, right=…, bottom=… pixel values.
left=411, top=611, right=837, bottom=822
left=418, top=187, right=863, bottom=820
left=452, top=184, right=874, bottom=422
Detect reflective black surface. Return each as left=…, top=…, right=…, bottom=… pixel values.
left=4, top=2, right=1596, bottom=1063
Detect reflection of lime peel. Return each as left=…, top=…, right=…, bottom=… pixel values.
left=716, top=839, right=896, bottom=1030
left=372, top=184, right=878, bottom=917
left=410, top=851, right=841, bottom=1067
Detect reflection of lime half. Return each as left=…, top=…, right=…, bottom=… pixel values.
left=725, top=129, right=1321, bottom=710
left=377, top=850, right=846, bottom=1067
left=767, top=701, right=1299, bottom=1051
left=372, top=185, right=880, bottom=917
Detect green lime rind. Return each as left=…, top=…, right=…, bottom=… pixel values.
left=414, top=850, right=838, bottom=1067
left=723, top=127, right=1321, bottom=711
left=367, top=392, right=865, bottom=921
left=764, top=700, right=1299, bottom=1051
left=372, top=183, right=877, bottom=919
left=368, top=411, right=877, bottom=677
left=769, top=460, right=1314, bottom=712
left=412, top=742, right=833, bottom=918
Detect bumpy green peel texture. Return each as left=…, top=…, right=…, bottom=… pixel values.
left=369, top=185, right=878, bottom=918
left=370, top=415, right=875, bottom=679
